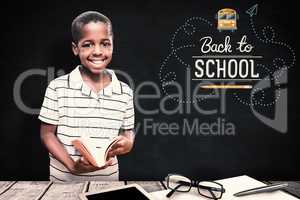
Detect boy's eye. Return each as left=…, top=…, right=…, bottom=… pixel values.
left=79, top=41, right=111, bottom=50
left=101, top=42, right=111, bottom=48
left=81, top=43, right=94, bottom=48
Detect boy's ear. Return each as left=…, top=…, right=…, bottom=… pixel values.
left=72, top=42, right=79, bottom=56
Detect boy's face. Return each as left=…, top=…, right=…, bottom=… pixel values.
left=72, top=22, right=113, bottom=75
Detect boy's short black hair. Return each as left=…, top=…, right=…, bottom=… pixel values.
left=71, top=11, right=113, bottom=44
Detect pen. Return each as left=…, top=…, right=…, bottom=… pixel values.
left=233, top=183, right=289, bottom=197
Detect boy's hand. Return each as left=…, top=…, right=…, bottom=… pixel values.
left=107, top=133, right=134, bottom=158
left=71, top=157, right=114, bottom=174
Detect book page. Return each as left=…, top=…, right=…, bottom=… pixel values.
left=79, top=136, right=119, bottom=167
left=80, top=136, right=106, bottom=167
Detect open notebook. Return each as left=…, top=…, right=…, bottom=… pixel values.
left=151, top=175, right=298, bottom=200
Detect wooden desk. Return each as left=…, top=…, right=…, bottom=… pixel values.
left=0, top=181, right=299, bottom=200
left=0, top=181, right=166, bottom=200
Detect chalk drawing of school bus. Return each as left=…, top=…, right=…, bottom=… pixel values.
left=216, top=8, right=238, bottom=32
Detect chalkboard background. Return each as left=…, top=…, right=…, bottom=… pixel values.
left=1, top=0, right=299, bottom=180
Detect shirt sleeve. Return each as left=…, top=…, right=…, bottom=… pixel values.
left=38, top=81, right=59, bottom=125
left=121, top=89, right=135, bottom=130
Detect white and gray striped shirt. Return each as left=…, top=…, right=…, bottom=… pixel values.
left=38, top=65, right=134, bottom=182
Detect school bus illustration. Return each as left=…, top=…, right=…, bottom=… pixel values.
left=216, top=8, right=238, bottom=32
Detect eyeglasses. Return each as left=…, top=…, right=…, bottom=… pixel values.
left=165, top=174, right=225, bottom=199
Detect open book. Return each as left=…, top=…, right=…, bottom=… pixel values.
left=72, top=136, right=120, bottom=168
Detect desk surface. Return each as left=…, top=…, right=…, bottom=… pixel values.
left=0, top=181, right=299, bottom=200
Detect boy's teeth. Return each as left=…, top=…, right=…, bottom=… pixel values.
left=91, top=60, right=103, bottom=64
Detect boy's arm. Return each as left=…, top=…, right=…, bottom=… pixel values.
left=108, top=130, right=135, bottom=157
left=40, top=122, right=76, bottom=172
left=40, top=122, right=111, bottom=173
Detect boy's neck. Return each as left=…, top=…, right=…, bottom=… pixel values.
left=79, top=65, right=110, bottom=83
left=79, top=66, right=111, bottom=93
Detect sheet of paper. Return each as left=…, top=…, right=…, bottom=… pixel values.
left=269, top=181, right=300, bottom=198
left=216, top=175, right=299, bottom=200
left=151, top=175, right=299, bottom=200
left=151, top=188, right=205, bottom=200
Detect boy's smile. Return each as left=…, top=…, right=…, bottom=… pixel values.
left=72, top=22, right=113, bottom=75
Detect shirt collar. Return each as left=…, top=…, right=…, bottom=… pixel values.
left=68, top=65, right=122, bottom=97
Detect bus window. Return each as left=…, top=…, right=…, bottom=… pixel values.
left=219, top=13, right=227, bottom=20
left=227, top=13, right=236, bottom=20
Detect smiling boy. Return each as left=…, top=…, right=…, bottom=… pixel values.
left=38, top=11, right=135, bottom=181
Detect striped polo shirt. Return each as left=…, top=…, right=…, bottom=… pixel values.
left=38, top=65, right=134, bottom=182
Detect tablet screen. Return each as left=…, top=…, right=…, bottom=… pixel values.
left=85, top=186, right=151, bottom=200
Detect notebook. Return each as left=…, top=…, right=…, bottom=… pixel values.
left=151, top=175, right=299, bottom=200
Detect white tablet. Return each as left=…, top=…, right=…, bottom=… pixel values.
left=79, top=183, right=155, bottom=200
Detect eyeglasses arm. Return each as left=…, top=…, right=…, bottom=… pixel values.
left=166, top=184, right=182, bottom=198
left=208, top=189, right=217, bottom=199
left=166, top=181, right=190, bottom=198
left=198, top=184, right=224, bottom=192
